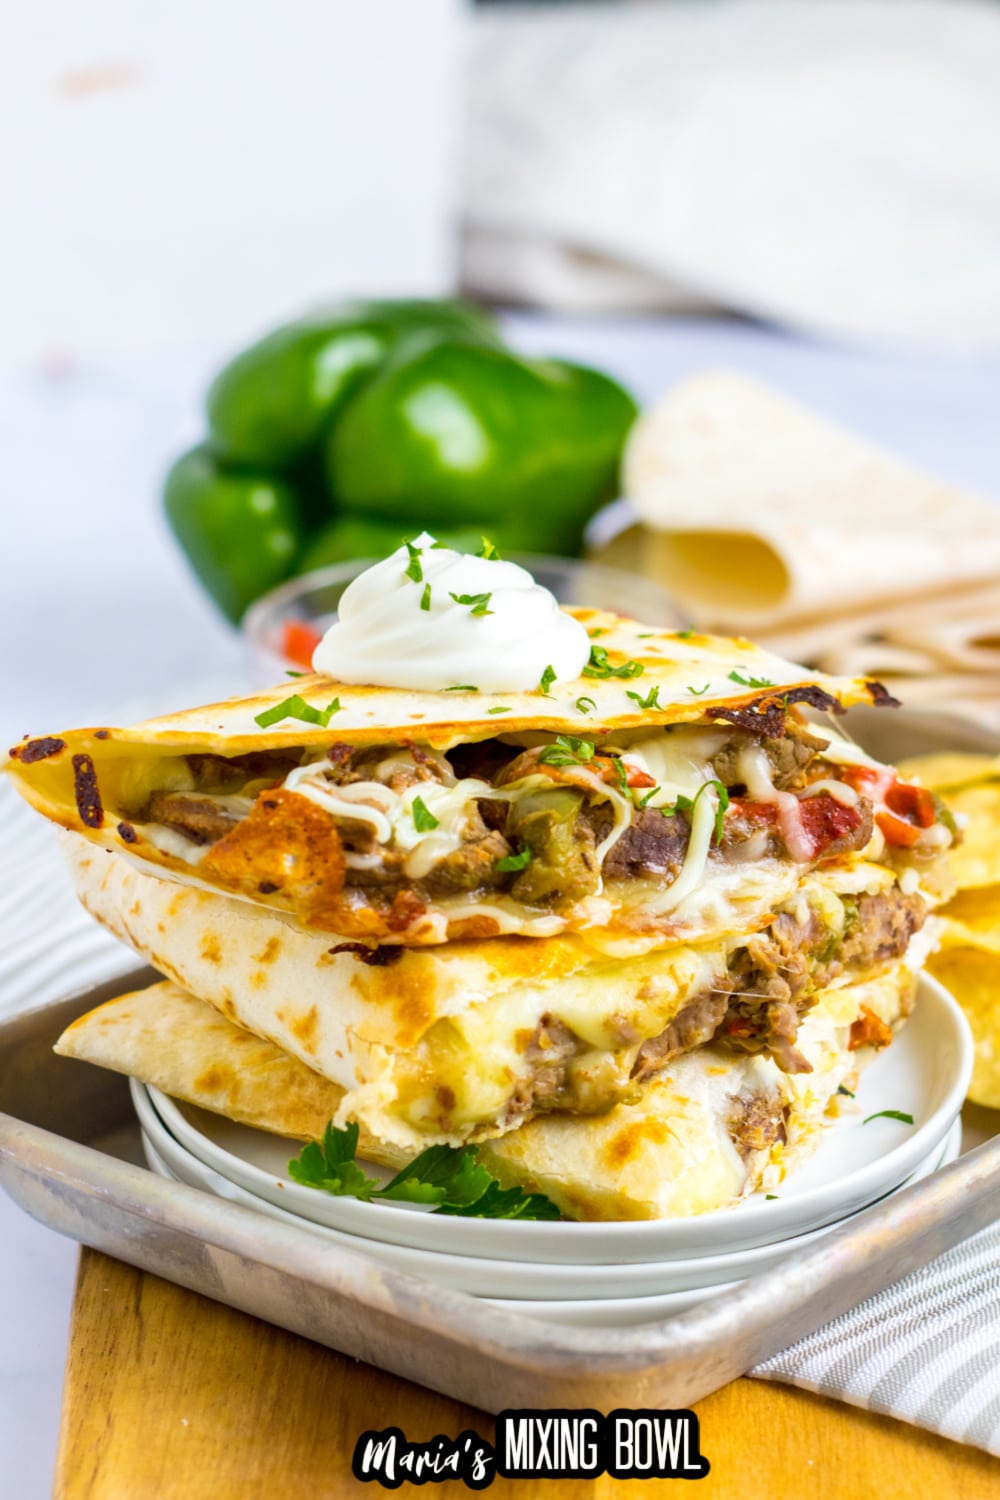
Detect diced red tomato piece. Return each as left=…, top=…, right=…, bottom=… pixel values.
left=282, top=620, right=322, bottom=670
left=884, top=781, right=936, bottom=829
left=796, top=791, right=863, bottom=856
left=876, top=809, right=923, bottom=847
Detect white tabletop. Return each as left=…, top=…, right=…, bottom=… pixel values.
left=2, top=315, right=999, bottom=1497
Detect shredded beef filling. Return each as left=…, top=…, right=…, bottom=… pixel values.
left=725, top=1091, right=788, bottom=1163
left=135, top=722, right=896, bottom=924
left=496, top=885, right=926, bottom=1124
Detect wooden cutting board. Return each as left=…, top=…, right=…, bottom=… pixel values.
left=53, top=1249, right=1000, bottom=1500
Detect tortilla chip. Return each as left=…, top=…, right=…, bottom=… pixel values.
left=939, top=783, right=1000, bottom=889
left=895, top=752, right=1000, bottom=793
left=936, top=886, right=1000, bottom=955
left=927, top=946, right=1000, bottom=1108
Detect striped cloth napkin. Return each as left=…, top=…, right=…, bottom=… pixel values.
left=1, top=784, right=997, bottom=1457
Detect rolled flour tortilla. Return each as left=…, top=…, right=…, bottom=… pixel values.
left=622, top=372, right=1000, bottom=631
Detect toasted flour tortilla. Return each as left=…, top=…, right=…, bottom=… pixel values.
left=5, top=606, right=889, bottom=878
left=56, top=968, right=914, bottom=1220
left=63, top=835, right=919, bottom=1152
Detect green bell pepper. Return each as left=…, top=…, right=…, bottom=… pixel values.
left=298, top=515, right=488, bottom=574
left=163, top=447, right=306, bottom=623
left=324, top=339, right=638, bottom=556
left=206, top=299, right=499, bottom=469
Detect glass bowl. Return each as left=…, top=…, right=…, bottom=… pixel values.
left=242, top=554, right=680, bottom=682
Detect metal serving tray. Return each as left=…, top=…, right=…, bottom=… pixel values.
left=1, top=967, right=999, bottom=1413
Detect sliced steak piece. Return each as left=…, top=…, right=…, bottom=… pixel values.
left=839, top=890, right=926, bottom=969
left=422, top=827, right=512, bottom=896
left=502, top=1015, right=582, bottom=1126
left=726, top=1089, right=787, bottom=1162
left=630, top=988, right=732, bottom=1081
left=601, top=809, right=688, bottom=881
left=144, top=791, right=242, bottom=845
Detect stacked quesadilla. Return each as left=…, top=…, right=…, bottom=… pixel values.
left=7, top=606, right=955, bottom=1219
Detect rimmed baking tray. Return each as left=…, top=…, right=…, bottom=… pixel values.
left=1, top=966, right=998, bottom=1413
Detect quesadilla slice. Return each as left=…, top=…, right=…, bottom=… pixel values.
left=63, top=836, right=935, bottom=1150
left=56, top=967, right=915, bottom=1221
left=6, top=612, right=921, bottom=951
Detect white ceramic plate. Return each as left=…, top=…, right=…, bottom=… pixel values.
left=138, top=1107, right=960, bottom=1305
left=138, top=974, right=972, bottom=1265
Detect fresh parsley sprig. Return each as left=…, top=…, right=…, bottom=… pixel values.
left=575, top=696, right=597, bottom=715
left=661, top=779, right=730, bottom=843
left=411, top=796, right=439, bottom=832
left=626, top=685, right=661, bottom=711
left=288, top=1123, right=560, bottom=1219
left=495, top=847, right=532, bottom=872
left=403, top=540, right=424, bottom=584
left=537, top=735, right=595, bottom=767
left=582, top=645, right=644, bottom=680
left=539, top=664, right=557, bottom=695
left=863, top=1109, right=914, bottom=1125
left=728, top=669, right=775, bottom=689
left=449, top=591, right=493, bottom=616
left=254, top=694, right=342, bottom=729
left=477, top=537, right=502, bottom=560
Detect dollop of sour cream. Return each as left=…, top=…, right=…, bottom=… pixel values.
left=312, top=532, right=591, bottom=692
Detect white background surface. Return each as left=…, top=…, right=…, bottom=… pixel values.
left=1, top=0, right=461, bottom=368
left=2, top=315, right=1000, bottom=1497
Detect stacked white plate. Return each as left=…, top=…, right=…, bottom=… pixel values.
left=135, top=976, right=973, bottom=1328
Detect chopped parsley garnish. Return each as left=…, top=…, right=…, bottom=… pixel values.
left=444, top=684, right=479, bottom=692
left=488, top=705, right=512, bottom=715
left=661, top=779, right=730, bottom=842
left=765, top=1194, right=779, bottom=1201
left=285, top=670, right=304, bottom=678
left=636, top=633, right=655, bottom=639
left=477, top=537, right=502, bottom=560
left=676, top=626, right=696, bottom=640
left=420, top=582, right=432, bottom=611
left=288, top=1123, right=560, bottom=1219
left=637, top=785, right=661, bottom=808
left=588, top=628, right=606, bottom=639
left=863, top=1109, right=914, bottom=1126
left=495, top=847, right=532, bottom=872
left=449, top=591, right=493, bottom=616
left=254, top=694, right=342, bottom=729
left=537, top=735, right=595, bottom=767
left=609, top=755, right=630, bottom=798
left=837, top=1085, right=856, bottom=1099
left=403, top=539, right=423, bottom=584
left=583, top=645, right=644, bottom=680
left=411, top=796, right=439, bottom=832
left=728, top=669, right=775, bottom=689
left=539, top=663, right=557, bottom=696
left=575, top=696, right=597, bottom=715
left=687, top=683, right=710, bottom=696
left=626, top=685, right=661, bottom=711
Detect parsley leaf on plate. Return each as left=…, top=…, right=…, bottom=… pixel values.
left=863, top=1109, right=914, bottom=1125
left=288, top=1125, right=561, bottom=1219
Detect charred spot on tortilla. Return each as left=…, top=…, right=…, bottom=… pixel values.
left=117, top=821, right=138, bottom=844
left=17, top=736, right=66, bottom=764
left=329, top=941, right=404, bottom=968
left=72, top=753, right=104, bottom=828
left=94, top=729, right=111, bottom=740
left=865, top=679, right=902, bottom=708
left=708, top=684, right=845, bottom=738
